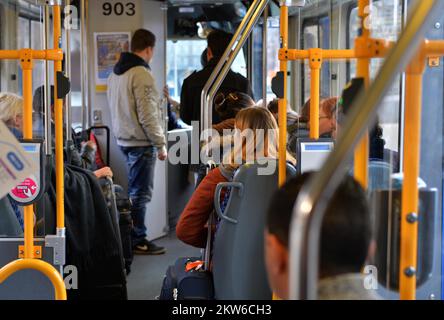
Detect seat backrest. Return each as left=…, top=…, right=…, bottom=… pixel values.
left=0, top=198, right=23, bottom=237
left=212, top=160, right=296, bottom=300
left=368, top=160, right=393, bottom=191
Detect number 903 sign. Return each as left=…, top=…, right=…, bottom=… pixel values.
left=103, top=2, right=136, bottom=17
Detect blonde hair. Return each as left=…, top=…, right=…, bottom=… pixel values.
left=0, top=93, right=23, bottom=126
left=222, top=107, right=296, bottom=171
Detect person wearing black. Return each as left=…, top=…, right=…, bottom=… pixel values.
left=180, top=30, right=253, bottom=126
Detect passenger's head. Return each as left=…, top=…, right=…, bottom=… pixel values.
left=266, top=99, right=298, bottom=123
left=214, top=92, right=255, bottom=121
left=223, top=107, right=296, bottom=170
left=0, top=93, right=23, bottom=131
left=300, top=97, right=338, bottom=136
left=207, top=30, right=232, bottom=62
left=131, top=29, right=156, bottom=63
left=33, top=85, right=55, bottom=115
left=201, top=48, right=209, bottom=68
left=264, top=173, right=372, bottom=299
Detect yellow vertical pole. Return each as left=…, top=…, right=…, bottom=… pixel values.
left=400, top=52, right=425, bottom=300
left=278, top=4, right=288, bottom=187
left=53, top=5, right=65, bottom=230
left=354, top=0, right=370, bottom=188
left=309, top=49, right=322, bottom=140
left=20, top=49, right=35, bottom=259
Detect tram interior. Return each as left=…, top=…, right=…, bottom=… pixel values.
left=0, top=0, right=443, bottom=300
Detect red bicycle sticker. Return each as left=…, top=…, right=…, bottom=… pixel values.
left=11, top=177, right=38, bottom=199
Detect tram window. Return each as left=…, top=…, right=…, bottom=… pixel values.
left=347, top=0, right=403, bottom=152
left=266, top=17, right=281, bottom=102
left=18, top=17, right=29, bottom=48
left=301, top=15, right=331, bottom=106
left=252, top=16, right=281, bottom=102
left=166, top=39, right=247, bottom=102
left=17, top=15, right=45, bottom=95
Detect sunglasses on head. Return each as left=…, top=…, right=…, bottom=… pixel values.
left=215, top=92, right=239, bottom=107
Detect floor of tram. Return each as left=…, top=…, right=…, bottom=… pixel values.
left=126, top=231, right=200, bottom=300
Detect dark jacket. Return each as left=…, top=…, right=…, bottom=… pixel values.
left=180, top=58, right=253, bottom=126
left=46, top=164, right=126, bottom=300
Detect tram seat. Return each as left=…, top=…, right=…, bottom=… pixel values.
left=212, top=160, right=297, bottom=300
left=0, top=198, right=23, bottom=237
left=368, top=160, right=393, bottom=191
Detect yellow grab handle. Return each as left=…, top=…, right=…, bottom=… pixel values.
left=0, top=259, right=67, bottom=300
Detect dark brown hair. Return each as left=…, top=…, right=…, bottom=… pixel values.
left=131, top=29, right=156, bottom=53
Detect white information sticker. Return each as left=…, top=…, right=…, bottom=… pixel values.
left=0, top=121, right=38, bottom=200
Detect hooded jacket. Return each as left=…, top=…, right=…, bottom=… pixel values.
left=107, top=52, right=166, bottom=149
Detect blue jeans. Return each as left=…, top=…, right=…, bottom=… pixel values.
left=120, top=146, right=157, bottom=246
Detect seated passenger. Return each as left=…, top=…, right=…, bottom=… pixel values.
left=264, top=173, right=380, bottom=300
left=33, top=85, right=101, bottom=172
left=267, top=99, right=299, bottom=156
left=177, top=107, right=296, bottom=248
left=212, top=92, right=255, bottom=134
left=203, top=91, right=255, bottom=153
left=299, top=97, right=338, bottom=139
left=0, top=93, right=26, bottom=231
left=0, top=92, right=112, bottom=180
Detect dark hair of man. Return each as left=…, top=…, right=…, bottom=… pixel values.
left=207, top=30, right=233, bottom=59
left=201, top=48, right=208, bottom=68
left=131, top=29, right=156, bottom=53
left=214, top=91, right=255, bottom=120
left=266, top=172, right=372, bottom=276
left=267, top=99, right=279, bottom=114
left=33, top=85, right=55, bottom=114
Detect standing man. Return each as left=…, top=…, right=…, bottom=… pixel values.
left=107, top=29, right=167, bottom=255
left=180, top=30, right=254, bottom=126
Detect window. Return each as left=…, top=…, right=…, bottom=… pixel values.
left=347, top=0, right=403, bottom=152
left=265, top=17, right=281, bottom=102
left=251, top=16, right=281, bottom=103
left=301, top=15, right=331, bottom=106
left=17, top=15, right=45, bottom=95
left=166, top=39, right=247, bottom=102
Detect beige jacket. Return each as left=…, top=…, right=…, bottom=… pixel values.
left=107, top=65, right=166, bottom=149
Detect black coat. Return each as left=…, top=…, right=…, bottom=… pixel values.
left=180, top=58, right=253, bottom=126
left=47, top=164, right=126, bottom=300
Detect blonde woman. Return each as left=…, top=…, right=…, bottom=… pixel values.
left=0, top=92, right=24, bottom=138
left=177, top=107, right=295, bottom=248
left=0, top=92, right=112, bottom=180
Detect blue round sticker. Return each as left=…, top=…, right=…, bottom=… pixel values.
left=7, top=152, right=24, bottom=171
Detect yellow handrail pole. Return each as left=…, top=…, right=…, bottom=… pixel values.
left=353, top=0, right=370, bottom=188
left=309, top=49, right=322, bottom=140
left=278, top=4, right=288, bottom=187
left=53, top=5, right=65, bottom=230
left=0, top=259, right=67, bottom=300
left=20, top=49, right=35, bottom=259
left=279, top=49, right=356, bottom=63
left=0, top=49, right=62, bottom=61
left=424, top=40, right=444, bottom=56
left=400, top=49, right=425, bottom=300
